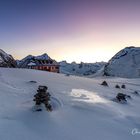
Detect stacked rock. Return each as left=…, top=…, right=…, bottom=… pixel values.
left=33, top=85, right=52, bottom=111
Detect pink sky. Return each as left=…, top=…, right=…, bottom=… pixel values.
left=1, top=0, right=140, bottom=62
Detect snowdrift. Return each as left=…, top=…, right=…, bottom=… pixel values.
left=0, top=68, right=140, bottom=140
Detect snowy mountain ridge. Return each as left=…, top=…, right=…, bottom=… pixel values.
left=17, top=53, right=53, bottom=68
left=59, top=61, right=106, bottom=76
left=103, top=46, right=140, bottom=78
left=17, top=54, right=106, bottom=75
left=19, top=53, right=51, bottom=62
left=35, top=53, right=50, bottom=60
left=0, top=49, right=17, bottom=67
left=1, top=46, right=140, bottom=78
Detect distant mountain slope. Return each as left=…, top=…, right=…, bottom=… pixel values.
left=17, top=53, right=55, bottom=68
left=104, top=46, right=140, bottom=78
left=18, top=54, right=106, bottom=75
left=0, top=49, right=17, bottom=67
left=17, top=46, right=140, bottom=78
left=59, top=61, right=106, bottom=76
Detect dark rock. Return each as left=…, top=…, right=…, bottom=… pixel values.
left=29, top=81, right=37, bottom=83
left=101, top=81, right=108, bottom=86
left=116, top=93, right=131, bottom=102
left=115, top=85, right=120, bottom=89
left=36, top=109, right=42, bottom=112
left=116, top=93, right=127, bottom=102
left=121, top=84, right=126, bottom=89
left=132, top=91, right=139, bottom=95
left=126, top=95, right=131, bottom=99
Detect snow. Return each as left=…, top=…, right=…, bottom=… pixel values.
left=19, top=54, right=50, bottom=63
left=0, top=49, right=16, bottom=67
left=27, top=62, right=36, bottom=66
left=59, top=61, right=106, bottom=76
left=0, top=68, right=140, bottom=140
left=0, top=49, right=12, bottom=61
left=104, top=46, right=140, bottom=78
left=70, top=89, right=108, bottom=103
left=17, top=53, right=55, bottom=68
left=36, top=53, right=50, bottom=60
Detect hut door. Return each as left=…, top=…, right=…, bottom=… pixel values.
left=48, top=67, right=51, bottom=72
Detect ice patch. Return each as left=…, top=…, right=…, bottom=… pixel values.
left=70, top=89, right=108, bottom=104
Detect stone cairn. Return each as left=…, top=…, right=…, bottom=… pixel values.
left=33, top=85, right=52, bottom=111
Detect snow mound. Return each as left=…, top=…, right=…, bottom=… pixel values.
left=0, top=68, right=140, bottom=140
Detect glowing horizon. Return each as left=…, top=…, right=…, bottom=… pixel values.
left=1, top=0, right=140, bottom=63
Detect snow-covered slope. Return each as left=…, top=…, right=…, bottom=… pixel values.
left=35, top=53, right=51, bottom=60
left=0, top=49, right=17, bottom=67
left=0, top=68, right=140, bottom=140
left=59, top=61, right=106, bottom=76
left=104, top=46, right=140, bottom=78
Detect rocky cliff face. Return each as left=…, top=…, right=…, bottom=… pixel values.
left=0, top=49, right=17, bottom=67
left=104, top=46, right=140, bottom=78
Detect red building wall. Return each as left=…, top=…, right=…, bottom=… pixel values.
left=31, top=65, right=59, bottom=73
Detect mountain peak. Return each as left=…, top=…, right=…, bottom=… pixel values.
left=18, top=53, right=55, bottom=68
left=0, top=49, right=17, bottom=67
left=35, top=53, right=50, bottom=60
left=104, top=46, right=140, bottom=78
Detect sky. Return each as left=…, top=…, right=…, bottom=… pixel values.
left=0, top=0, right=140, bottom=63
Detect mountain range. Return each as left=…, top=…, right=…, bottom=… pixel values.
left=59, top=61, right=106, bottom=76
left=17, top=53, right=53, bottom=68
left=0, top=46, right=140, bottom=78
